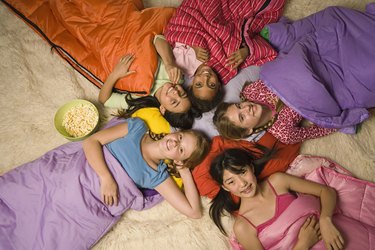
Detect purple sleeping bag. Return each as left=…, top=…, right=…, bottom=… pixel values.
left=260, top=4, right=375, bottom=133
left=0, top=124, right=163, bottom=249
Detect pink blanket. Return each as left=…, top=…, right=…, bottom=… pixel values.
left=231, top=156, right=375, bottom=249
left=164, top=0, right=285, bottom=84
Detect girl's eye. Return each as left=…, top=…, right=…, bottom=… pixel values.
left=179, top=134, right=183, bottom=140
left=239, top=115, right=244, bottom=122
left=195, top=82, right=202, bottom=87
left=180, top=90, right=187, bottom=98
left=235, top=103, right=241, bottom=109
left=241, top=169, right=247, bottom=175
left=179, top=147, right=184, bottom=154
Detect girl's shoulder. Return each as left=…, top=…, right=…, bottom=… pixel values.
left=267, top=171, right=287, bottom=182
left=266, top=172, right=292, bottom=194
left=125, top=117, right=148, bottom=135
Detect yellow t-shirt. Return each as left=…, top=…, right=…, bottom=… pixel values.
left=131, top=107, right=170, bottom=134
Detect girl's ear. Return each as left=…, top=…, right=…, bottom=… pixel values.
left=221, top=185, right=229, bottom=192
left=247, top=127, right=253, bottom=135
left=159, top=105, right=166, bottom=115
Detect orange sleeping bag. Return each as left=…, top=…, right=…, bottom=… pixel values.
left=3, top=0, right=175, bottom=95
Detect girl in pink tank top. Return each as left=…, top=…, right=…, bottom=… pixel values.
left=209, top=148, right=344, bottom=250
left=236, top=178, right=297, bottom=235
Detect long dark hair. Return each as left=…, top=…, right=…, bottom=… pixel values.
left=117, top=94, right=201, bottom=130
left=209, top=146, right=276, bottom=235
left=187, top=84, right=224, bottom=113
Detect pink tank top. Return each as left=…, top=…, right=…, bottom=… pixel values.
left=237, top=179, right=296, bottom=235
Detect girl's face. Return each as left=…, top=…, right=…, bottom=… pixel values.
left=158, top=131, right=197, bottom=163
left=157, top=83, right=191, bottom=114
left=222, top=166, right=258, bottom=198
left=191, top=64, right=219, bottom=101
left=225, top=101, right=264, bottom=133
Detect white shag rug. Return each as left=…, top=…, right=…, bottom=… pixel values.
left=0, top=0, right=374, bottom=249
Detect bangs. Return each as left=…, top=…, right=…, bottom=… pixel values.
left=226, top=164, right=250, bottom=175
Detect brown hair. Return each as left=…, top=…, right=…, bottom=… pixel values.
left=213, top=102, right=250, bottom=139
left=150, top=130, right=210, bottom=177
left=182, top=130, right=210, bottom=169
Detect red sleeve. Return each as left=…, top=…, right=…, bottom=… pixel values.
left=242, top=0, right=286, bottom=67
left=258, top=134, right=301, bottom=178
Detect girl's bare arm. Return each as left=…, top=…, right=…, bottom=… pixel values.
left=154, top=167, right=201, bottom=218
left=82, top=123, right=129, bottom=206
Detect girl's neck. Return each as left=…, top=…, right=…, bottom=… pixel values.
left=257, top=105, right=274, bottom=128
left=240, top=182, right=268, bottom=210
left=141, top=134, right=162, bottom=169
left=238, top=181, right=278, bottom=227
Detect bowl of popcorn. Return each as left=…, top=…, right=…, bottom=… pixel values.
left=54, top=99, right=100, bottom=141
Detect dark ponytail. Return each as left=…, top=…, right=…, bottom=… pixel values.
left=117, top=94, right=201, bottom=129
left=163, top=105, right=201, bottom=130
left=117, top=94, right=160, bottom=118
left=209, top=188, right=240, bottom=235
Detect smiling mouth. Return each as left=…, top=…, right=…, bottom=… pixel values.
left=241, top=185, right=253, bottom=194
left=248, top=103, right=255, bottom=115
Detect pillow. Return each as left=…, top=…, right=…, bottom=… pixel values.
left=286, top=155, right=353, bottom=178
left=48, top=0, right=176, bottom=94
left=192, top=133, right=301, bottom=199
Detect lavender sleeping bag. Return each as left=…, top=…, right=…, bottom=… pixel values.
left=260, top=4, right=375, bottom=132
left=0, top=137, right=163, bottom=249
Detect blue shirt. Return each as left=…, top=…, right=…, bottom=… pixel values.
left=106, top=118, right=169, bottom=189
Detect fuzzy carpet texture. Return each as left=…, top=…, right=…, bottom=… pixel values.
left=0, top=0, right=374, bottom=249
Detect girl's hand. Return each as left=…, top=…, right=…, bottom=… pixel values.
left=165, top=63, right=182, bottom=84
left=100, top=174, right=119, bottom=206
left=111, top=54, right=136, bottom=79
left=226, top=46, right=249, bottom=69
left=176, top=164, right=187, bottom=171
left=320, top=217, right=345, bottom=250
left=300, top=119, right=314, bottom=127
left=175, top=163, right=190, bottom=177
left=295, top=216, right=321, bottom=249
left=192, top=46, right=210, bottom=62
